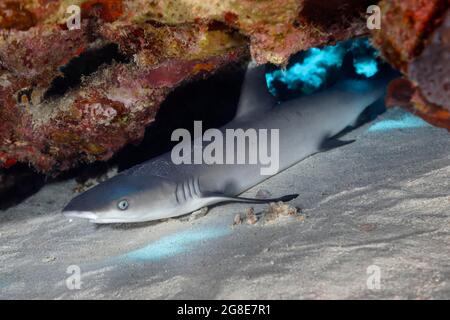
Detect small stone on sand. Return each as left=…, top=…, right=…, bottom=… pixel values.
left=188, top=207, right=209, bottom=221
left=42, top=256, right=56, bottom=263
left=263, top=201, right=299, bottom=223
left=246, top=207, right=258, bottom=225
left=233, top=213, right=242, bottom=226
left=359, top=223, right=377, bottom=232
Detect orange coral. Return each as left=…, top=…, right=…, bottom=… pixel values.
left=81, top=0, right=124, bottom=22
left=0, top=1, right=37, bottom=30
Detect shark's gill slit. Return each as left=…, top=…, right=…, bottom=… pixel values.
left=187, top=178, right=195, bottom=199
left=184, top=180, right=191, bottom=200
left=193, top=177, right=201, bottom=198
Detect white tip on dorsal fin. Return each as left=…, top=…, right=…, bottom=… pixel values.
left=234, top=61, right=277, bottom=119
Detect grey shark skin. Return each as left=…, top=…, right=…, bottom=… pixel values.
left=63, top=63, right=391, bottom=224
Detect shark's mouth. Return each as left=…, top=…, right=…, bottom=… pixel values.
left=63, top=211, right=99, bottom=221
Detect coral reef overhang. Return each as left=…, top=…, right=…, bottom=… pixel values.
left=0, top=0, right=375, bottom=174
left=0, top=0, right=448, bottom=179
left=372, top=0, right=450, bottom=131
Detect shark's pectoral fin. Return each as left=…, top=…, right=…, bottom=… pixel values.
left=202, top=192, right=298, bottom=204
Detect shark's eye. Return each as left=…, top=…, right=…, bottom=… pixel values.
left=117, top=199, right=129, bottom=211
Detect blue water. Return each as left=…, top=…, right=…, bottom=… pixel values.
left=266, top=38, right=380, bottom=96
left=266, top=44, right=346, bottom=94
left=354, top=58, right=378, bottom=78
left=124, top=227, right=231, bottom=261
left=351, top=38, right=379, bottom=78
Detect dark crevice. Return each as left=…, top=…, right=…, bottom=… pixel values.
left=44, top=43, right=129, bottom=100
left=0, top=165, right=45, bottom=210
left=115, top=62, right=246, bottom=171
left=299, top=0, right=373, bottom=28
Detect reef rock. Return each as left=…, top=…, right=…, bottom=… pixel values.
left=0, top=2, right=247, bottom=173
left=373, top=0, right=450, bottom=130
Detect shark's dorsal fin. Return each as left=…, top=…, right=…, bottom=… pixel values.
left=234, top=61, right=277, bottom=120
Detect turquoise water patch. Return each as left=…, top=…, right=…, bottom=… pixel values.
left=124, top=227, right=231, bottom=261
left=351, top=38, right=379, bottom=78
left=266, top=44, right=346, bottom=95
left=368, top=113, right=431, bottom=132
left=354, top=58, right=378, bottom=78
left=266, top=38, right=380, bottom=97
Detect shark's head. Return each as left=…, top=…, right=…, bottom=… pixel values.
left=62, top=173, right=179, bottom=223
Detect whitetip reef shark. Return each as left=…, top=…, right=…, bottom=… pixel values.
left=63, top=62, right=392, bottom=224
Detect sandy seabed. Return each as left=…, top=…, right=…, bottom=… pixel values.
left=0, top=108, right=449, bottom=299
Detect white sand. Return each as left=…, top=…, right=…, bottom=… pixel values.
left=0, top=108, right=449, bottom=299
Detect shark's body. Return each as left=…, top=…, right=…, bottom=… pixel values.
left=63, top=63, right=391, bottom=224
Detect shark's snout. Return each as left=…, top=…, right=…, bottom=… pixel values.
left=62, top=195, right=100, bottom=221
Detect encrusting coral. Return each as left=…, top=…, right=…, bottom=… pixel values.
left=0, top=0, right=448, bottom=177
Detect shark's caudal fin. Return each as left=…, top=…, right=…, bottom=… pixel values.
left=234, top=61, right=277, bottom=120
left=203, top=193, right=299, bottom=204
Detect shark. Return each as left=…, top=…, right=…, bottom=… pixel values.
left=63, top=62, right=392, bottom=223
